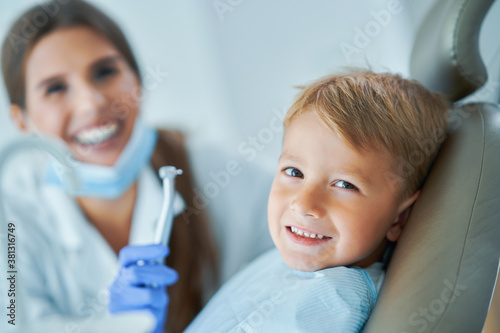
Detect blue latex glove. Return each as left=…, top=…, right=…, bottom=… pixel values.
left=109, top=244, right=178, bottom=333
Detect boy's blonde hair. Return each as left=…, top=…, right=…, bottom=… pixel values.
left=284, top=71, right=449, bottom=199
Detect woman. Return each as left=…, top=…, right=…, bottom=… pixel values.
left=1, top=1, right=217, bottom=332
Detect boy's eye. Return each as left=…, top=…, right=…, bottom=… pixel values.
left=283, top=167, right=304, bottom=178
left=94, top=66, right=117, bottom=81
left=334, top=180, right=357, bottom=190
left=46, top=82, right=67, bottom=95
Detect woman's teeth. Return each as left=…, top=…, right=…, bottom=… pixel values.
left=290, top=226, right=326, bottom=240
left=75, top=123, right=119, bottom=145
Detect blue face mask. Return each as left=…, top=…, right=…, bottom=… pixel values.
left=45, top=118, right=158, bottom=199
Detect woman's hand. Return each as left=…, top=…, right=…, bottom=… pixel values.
left=109, top=244, right=178, bottom=333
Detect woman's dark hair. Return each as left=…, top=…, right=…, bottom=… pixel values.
left=152, top=131, right=219, bottom=333
left=1, top=0, right=141, bottom=109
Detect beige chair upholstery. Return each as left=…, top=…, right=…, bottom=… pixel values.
left=410, top=0, right=494, bottom=101
left=363, top=0, right=500, bottom=332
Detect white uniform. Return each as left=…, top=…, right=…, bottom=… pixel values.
left=0, top=154, right=168, bottom=331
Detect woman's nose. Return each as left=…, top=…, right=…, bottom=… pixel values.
left=290, top=184, right=327, bottom=219
left=72, top=81, right=106, bottom=116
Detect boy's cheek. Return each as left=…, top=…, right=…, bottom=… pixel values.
left=267, top=195, right=282, bottom=238
left=268, top=186, right=287, bottom=220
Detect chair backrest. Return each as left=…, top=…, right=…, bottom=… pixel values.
left=363, top=0, right=500, bottom=332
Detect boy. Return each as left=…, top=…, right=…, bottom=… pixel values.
left=186, top=72, right=449, bottom=332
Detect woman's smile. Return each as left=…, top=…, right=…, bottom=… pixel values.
left=70, top=117, right=125, bottom=152
left=21, top=26, right=141, bottom=166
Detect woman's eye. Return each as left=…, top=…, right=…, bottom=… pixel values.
left=334, top=180, right=357, bottom=190
left=46, top=83, right=67, bottom=95
left=94, top=66, right=117, bottom=81
left=283, top=167, right=304, bottom=178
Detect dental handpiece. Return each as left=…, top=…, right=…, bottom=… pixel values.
left=154, top=166, right=183, bottom=248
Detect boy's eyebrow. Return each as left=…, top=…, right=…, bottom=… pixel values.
left=278, top=153, right=302, bottom=163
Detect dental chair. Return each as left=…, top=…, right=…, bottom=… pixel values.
left=363, top=0, right=500, bottom=332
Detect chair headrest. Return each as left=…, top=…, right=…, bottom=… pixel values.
left=363, top=102, right=500, bottom=332
left=410, top=0, right=495, bottom=102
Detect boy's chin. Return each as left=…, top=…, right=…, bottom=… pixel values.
left=280, top=252, right=327, bottom=272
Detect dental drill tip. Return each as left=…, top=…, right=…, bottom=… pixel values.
left=159, top=166, right=183, bottom=179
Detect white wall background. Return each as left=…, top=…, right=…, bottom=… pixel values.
left=0, top=0, right=499, bottom=281
left=1, top=0, right=499, bottom=166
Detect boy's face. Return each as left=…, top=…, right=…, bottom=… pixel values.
left=268, top=111, right=418, bottom=272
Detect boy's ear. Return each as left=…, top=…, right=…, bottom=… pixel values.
left=386, top=190, right=420, bottom=242
left=11, top=104, right=29, bottom=133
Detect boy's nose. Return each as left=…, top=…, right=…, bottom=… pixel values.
left=290, top=184, right=326, bottom=219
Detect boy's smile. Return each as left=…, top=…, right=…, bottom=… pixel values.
left=268, top=111, right=419, bottom=272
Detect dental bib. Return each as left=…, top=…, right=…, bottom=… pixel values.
left=45, top=118, right=158, bottom=199
left=185, top=248, right=378, bottom=333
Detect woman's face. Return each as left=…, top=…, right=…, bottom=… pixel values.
left=17, top=26, right=141, bottom=166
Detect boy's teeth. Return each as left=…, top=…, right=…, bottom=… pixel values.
left=75, top=123, right=119, bottom=144
left=290, top=226, right=326, bottom=240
